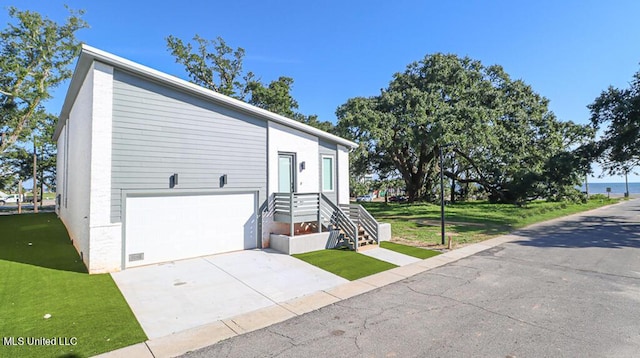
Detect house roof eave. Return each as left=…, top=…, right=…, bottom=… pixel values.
left=54, top=44, right=357, bottom=149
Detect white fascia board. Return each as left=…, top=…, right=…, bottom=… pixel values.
left=55, top=44, right=357, bottom=149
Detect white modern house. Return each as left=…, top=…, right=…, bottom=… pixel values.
left=54, top=45, right=388, bottom=273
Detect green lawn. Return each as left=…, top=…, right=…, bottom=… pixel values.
left=379, top=241, right=441, bottom=259
left=363, top=198, right=618, bottom=247
left=0, top=213, right=146, bottom=358
left=293, top=249, right=397, bottom=280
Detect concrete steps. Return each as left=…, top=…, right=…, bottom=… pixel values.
left=334, top=226, right=378, bottom=251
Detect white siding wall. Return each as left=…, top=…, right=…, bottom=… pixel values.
left=337, top=144, right=350, bottom=204
left=88, top=62, right=121, bottom=273
left=59, top=64, right=94, bottom=268
left=55, top=125, right=66, bottom=216
left=267, top=122, right=319, bottom=194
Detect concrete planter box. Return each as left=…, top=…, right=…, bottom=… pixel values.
left=378, top=222, right=392, bottom=242
left=270, top=222, right=391, bottom=255
left=270, top=232, right=332, bottom=255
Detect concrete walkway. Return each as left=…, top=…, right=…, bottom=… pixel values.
left=360, top=247, right=422, bottom=266
left=95, top=241, right=507, bottom=358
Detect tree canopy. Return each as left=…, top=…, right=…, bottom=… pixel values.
left=336, top=53, right=592, bottom=203
left=167, top=35, right=332, bottom=131
left=1, top=107, right=58, bottom=193
left=588, top=67, right=640, bottom=176
left=0, top=6, right=87, bottom=153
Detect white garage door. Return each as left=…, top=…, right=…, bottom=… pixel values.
left=125, top=192, right=257, bottom=268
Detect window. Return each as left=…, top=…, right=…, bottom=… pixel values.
left=322, top=156, right=334, bottom=191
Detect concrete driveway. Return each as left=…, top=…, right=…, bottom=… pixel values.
left=111, top=249, right=348, bottom=339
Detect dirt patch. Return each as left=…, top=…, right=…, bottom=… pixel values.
left=391, top=236, right=443, bottom=249
left=390, top=236, right=481, bottom=251
left=415, top=219, right=486, bottom=227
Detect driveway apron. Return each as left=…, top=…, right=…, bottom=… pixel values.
left=111, top=249, right=348, bottom=339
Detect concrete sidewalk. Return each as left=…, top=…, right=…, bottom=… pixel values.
left=95, top=239, right=511, bottom=358
left=360, top=247, right=422, bottom=266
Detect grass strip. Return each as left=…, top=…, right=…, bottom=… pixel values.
left=380, top=241, right=441, bottom=259
left=293, top=249, right=397, bottom=281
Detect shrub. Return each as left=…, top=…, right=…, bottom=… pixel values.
left=589, top=194, right=609, bottom=201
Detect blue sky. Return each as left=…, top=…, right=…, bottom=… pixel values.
left=2, top=1, right=640, bottom=182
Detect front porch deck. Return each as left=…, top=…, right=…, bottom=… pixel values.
left=266, top=192, right=387, bottom=253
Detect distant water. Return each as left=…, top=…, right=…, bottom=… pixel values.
left=578, top=182, right=640, bottom=194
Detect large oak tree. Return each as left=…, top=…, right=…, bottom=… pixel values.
left=167, top=35, right=332, bottom=131
left=588, top=67, right=640, bottom=176
left=336, top=53, right=591, bottom=203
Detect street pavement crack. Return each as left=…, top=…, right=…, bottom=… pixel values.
left=354, top=333, right=363, bottom=352
left=404, top=277, right=588, bottom=343
left=438, top=293, right=589, bottom=344
left=484, top=254, right=640, bottom=281
left=267, top=328, right=299, bottom=347
left=421, top=271, right=481, bottom=297
left=424, top=271, right=473, bottom=281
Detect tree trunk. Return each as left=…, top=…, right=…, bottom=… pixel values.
left=18, top=180, right=22, bottom=214
left=40, top=169, right=44, bottom=210
left=406, top=180, right=420, bottom=203
left=450, top=177, right=455, bottom=204
left=33, top=139, right=38, bottom=214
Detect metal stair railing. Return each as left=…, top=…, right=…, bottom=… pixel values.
left=340, top=203, right=379, bottom=244
left=356, top=205, right=379, bottom=244
left=271, top=192, right=373, bottom=250
left=320, top=194, right=358, bottom=250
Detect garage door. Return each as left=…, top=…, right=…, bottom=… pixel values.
left=124, top=192, right=257, bottom=268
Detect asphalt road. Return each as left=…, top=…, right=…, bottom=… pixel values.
left=184, top=199, right=640, bottom=358
left=0, top=200, right=55, bottom=215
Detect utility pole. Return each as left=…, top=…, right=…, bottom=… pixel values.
left=33, top=136, right=38, bottom=213
left=439, top=146, right=445, bottom=245
left=439, top=143, right=454, bottom=246
left=450, top=154, right=456, bottom=204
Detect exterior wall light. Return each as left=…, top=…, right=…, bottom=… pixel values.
left=170, top=173, right=179, bottom=188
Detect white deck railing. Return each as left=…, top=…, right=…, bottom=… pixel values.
left=271, top=192, right=379, bottom=250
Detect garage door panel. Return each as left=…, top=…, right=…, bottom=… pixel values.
left=125, top=192, right=257, bottom=268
